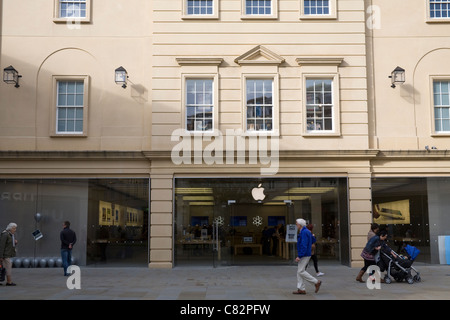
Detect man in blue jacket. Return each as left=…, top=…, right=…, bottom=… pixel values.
left=293, top=218, right=322, bottom=294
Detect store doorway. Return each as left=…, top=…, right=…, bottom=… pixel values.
left=223, top=201, right=296, bottom=266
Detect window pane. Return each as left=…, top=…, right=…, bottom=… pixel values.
left=60, top=1, right=87, bottom=18
left=264, top=106, right=273, bottom=118
left=187, top=0, right=214, bottom=15
left=304, top=0, right=330, bottom=15
left=434, top=80, right=450, bottom=132
left=76, top=107, right=83, bottom=119
left=246, top=79, right=273, bottom=131
left=246, top=0, right=271, bottom=15
left=204, top=119, right=213, bottom=130
left=443, top=94, right=450, bottom=106
left=75, top=94, right=84, bottom=106
left=75, top=120, right=83, bottom=132
left=76, top=81, right=84, bottom=93
left=58, top=107, right=66, bottom=119
left=67, top=108, right=75, bottom=119
left=56, top=80, right=85, bottom=133
left=324, top=80, right=332, bottom=91
left=58, top=94, right=66, bottom=106
left=58, top=81, right=67, bottom=93
left=443, top=119, right=450, bottom=131
left=435, top=119, right=442, bottom=131
left=185, top=79, right=214, bottom=131
left=255, top=106, right=263, bottom=118
left=186, top=119, right=195, bottom=131
left=204, top=106, right=213, bottom=119
left=67, top=94, right=75, bottom=106
left=430, top=0, right=450, bottom=18
left=186, top=106, right=195, bottom=118
left=58, top=120, right=66, bottom=132
left=67, top=82, right=76, bottom=93
left=67, top=120, right=75, bottom=131
left=435, top=94, right=441, bottom=106
left=196, top=93, right=204, bottom=105
left=306, top=79, right=334, bottom=132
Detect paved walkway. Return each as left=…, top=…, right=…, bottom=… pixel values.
left=0, top=262, right=449, bottom=300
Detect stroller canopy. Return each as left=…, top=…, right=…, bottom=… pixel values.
left=405, top=244, right=420, bottom=260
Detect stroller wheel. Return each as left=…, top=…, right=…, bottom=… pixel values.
left=414, top=275, right=421, bottom=282
left=384, top=276, right=392, bottom=284
left=407, top=276, right=414, bottom=284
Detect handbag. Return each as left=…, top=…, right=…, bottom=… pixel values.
left=0, top=263, right=5, bottom=282
left=360, top=249, right=375, bottom=261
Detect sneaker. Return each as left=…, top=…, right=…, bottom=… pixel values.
left=316, top=272, right=324, bottom=277
left=6, top=282, right=16, bottom=286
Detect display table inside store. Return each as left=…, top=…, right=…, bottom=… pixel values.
left=177, top=240, right=221, bottom=260
left=234, top=244, right=262, bottom=255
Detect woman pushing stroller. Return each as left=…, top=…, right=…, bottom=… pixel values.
left=356, top=230, right=397, bottom=283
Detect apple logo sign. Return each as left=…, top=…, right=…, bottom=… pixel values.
left=252, top=183, right=266, bottom=201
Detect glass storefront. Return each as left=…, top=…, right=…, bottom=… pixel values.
left=372, top=177, right=450, bottom=264
left=174, top=177, right=349, bottom=267
left=372, top=177, right=450, bottom=263
left=0, top=178, right=149, bottom=267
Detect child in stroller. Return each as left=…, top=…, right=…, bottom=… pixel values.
left=377, top=242, right=421, bottom=284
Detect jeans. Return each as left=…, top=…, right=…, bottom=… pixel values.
left=61, top=249, right=72, bottom=276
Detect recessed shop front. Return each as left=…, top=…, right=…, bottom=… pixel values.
left=0, top=178, right=149, bottom=267
left=174, top=177, right=349, bottom=267
left=371, top=177, right=450, bottom=264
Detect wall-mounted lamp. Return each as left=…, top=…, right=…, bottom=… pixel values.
left=389, top=66, right=405, bottom=88
left=115, top=66, right=128, bottom=88
left=3, top=65, right=22, bottom=88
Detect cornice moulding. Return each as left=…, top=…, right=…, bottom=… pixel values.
left=296, top=57, right=344, bottom=66
left=176, top=58, right=223, bottom=66
left=0, top=151, right=146, bottom=160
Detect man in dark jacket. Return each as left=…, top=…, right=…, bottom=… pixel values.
left=60, top=221, right=77, bottom=276
left=292, top=218, right=321, bottom=294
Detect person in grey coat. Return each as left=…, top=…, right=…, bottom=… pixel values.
left=0, top=223, right=18, bottom=286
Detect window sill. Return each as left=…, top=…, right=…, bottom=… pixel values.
left=243, top=131, right=280, bottom=137
left=181, top=15, right=219, bottom=20
left=426, top=18, right=450, bottom=23
left=431, top=133, right=450, bottom=137
left=51, top=133, right=87, bottom=138
left=53, top=18, right=91, bottom=23
left=299, top=15, right=337, bottom=20
left=303, top=132, right=341, bottom=137
left=241, top=15, right=278, bottom=20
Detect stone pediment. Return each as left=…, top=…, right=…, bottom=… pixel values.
left=234, top=45, right=285, bottom=66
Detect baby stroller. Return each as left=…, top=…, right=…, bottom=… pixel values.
left=377, top=244, right=421, bottom=284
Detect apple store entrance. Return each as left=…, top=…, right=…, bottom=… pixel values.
left=174, top=177, right=349, bottom=267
